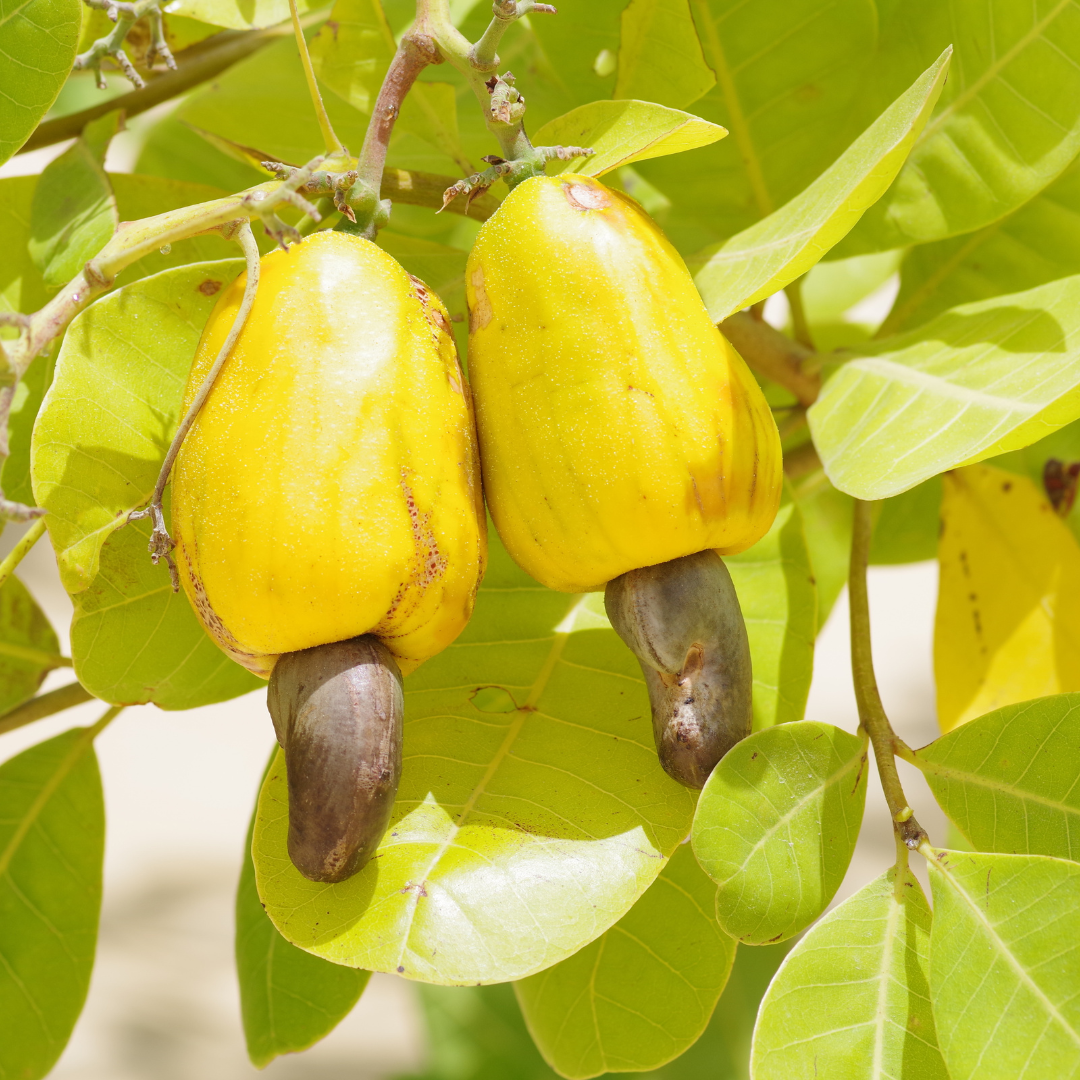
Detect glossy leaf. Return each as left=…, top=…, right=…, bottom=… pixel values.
left=28, top=111, right=121, bottom=290
left=614, top=0, right=715, bottom=110
left=515, top=844, right=736, bottom=1078
left=236, top=774, right=368, bottom=1067
left=935, top=466, right=1080, bottom=730
left=752, top=868, right=946, bottom=1080
left=632, top=0, right=879, bottom=254
left=254, top=539, right=697, bottom=984
left=694, top=50, right=950, bottom=322
left=533, top=100, right=726, bottom=179
left=725, top=499, right=816, bottom=730
left=692, top=721, right=868, bottom=944
left=0, top=574, right=61, bottom=713
left=845, top=0, right=1080, bottom=254
left=916, top=693, right=1080, bottom=861
left=886, top=159, right=1080, bottom=334
left=168, top=0, right=317, bottom=30
left=31, top=260, right=262, bottom=709
left=928, top=848, right=1080, bottom=1080
left=808, top=275, right=1080, bottom=500
left=0, top=0, right=80, bottom=165
left=0, top=726, right=105, bottom=1079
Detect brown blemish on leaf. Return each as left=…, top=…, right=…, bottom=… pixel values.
left=564, top=182, right=610, bottom=211
left=469, top=265, right=491, bottom=332
left=198, top=279, right=222, bottom=296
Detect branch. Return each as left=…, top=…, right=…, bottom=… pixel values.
left=23, top=24, right=292, bottom=154
left=849, top=498, right=927, bottom=852
left=0, top=682, right=94, bottom=737
left=720, top=311, right=821, bottom=407
left=75, top=0, right=177, bottom=90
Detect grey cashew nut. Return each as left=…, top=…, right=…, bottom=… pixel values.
left=268, top=635, right=403, bottom=883
left=605, top=550, right=753, bottom=789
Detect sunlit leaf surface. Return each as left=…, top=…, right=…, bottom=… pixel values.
left=752, top=868, right=946, bottom=1080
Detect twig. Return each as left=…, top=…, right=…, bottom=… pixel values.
left=0, top=683, right=95, bottom=737
left=0, top=520, right=47, bottom=591
left=128, top=222, right=261, bottom=589
left=849, top=498, right=927, bottom=852
left=469, top=0, right=557, bottom=70
left=75, top=0, right=177, bottom=90
left=720, top=310, right=821, bottom=407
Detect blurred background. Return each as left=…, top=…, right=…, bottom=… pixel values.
left=0, top=131, right=945, bottom=1080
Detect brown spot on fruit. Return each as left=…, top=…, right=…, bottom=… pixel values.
left=198, top=279, right=222, bottom=296
left=469, top=266, right=492, bottom=331
left=564, top=183, right=610, bottom=211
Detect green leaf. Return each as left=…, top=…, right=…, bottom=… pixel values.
left=789, top=474, right=853, bottom=632
left=886, top=159, right=1080, bottom=335
left=31, top=259, right=262, bottom=709
left=0, top=176, right=49, bottom=317
left=725, top=499, right=816, bottom=729
left=927, top=848, right=1080, bottom=1080
left=309, top=0, right=395, bottom=115
left=0, top=725, right=105, bottom=1079
left=0, top=574, right=61, bottom=713
left=0, top=0, right=80, bottom=165
left=915, top=694, right=1080, bottom=861
left=236, top=767, right=368, bottom=1067
left=808, top=274, right=1080, bottom=500
left=179, top=36, right=372, bottom=167
left=614, top=0, right=715, bottom=110
left=532, top=100, right=726, bottom=179
left=752, top=867, right=946, bottom=1079
left=135, top=115, right=270, bottom=192
left=843, top=0, right=1080, bottom=254
left=802, top=249, right=904, bottom=326
left=515, top=844, right=736, bottom=1078
left=167, top=0, right=318, bottom=30
left=28, top=111, right=122, bottom=290
left=3, top=348, right=55, bottom=508
left=693, top=50, right=950, bottom=322
left=692, top=721, right=868, bottom=944
left=630, top=0, right=880, bottom=254
left=868, top=476, right=942, bottom=565
left=253, top=537, right=697, bottom=984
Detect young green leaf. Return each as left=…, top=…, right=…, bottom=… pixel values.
left=808, top=275, right=1080, bottom=500
left=927, top=848, right=1080, bottom=1080
left=532, top=100, right=726, bottom=179
left=934, top=466, right=1080, bottom=730
left=915, top=694, right=1080, bottom=861
left=0, top=0, right=80, bottom=166
left=31, top=260, right=263, bottom=709
left=28, top=111, right=122, bottom=290
left=0, top=726, right=106, bottom=1079
left=692, top=721, right=868, bottom=944
left=842, top=0, right=1080, bottom=254
left=0, top=574, right=62, bottom=713
left=614, top=0, right=715, bottom=110
left=885, top=159, right=1080, bottom=334
left=253, top=537, right=697, bottom=985
left=630, top=0, right=879, bottom=254
left=752, top=868, right=946, bottom=1080
left=693, top=49, right=950, bottom=322
left=514, top=844, right=736, bottom=1078
left=725, top=499, right=816, bottom=729
left=236, top=779, right=368, bottom=1067
left=868, top=476, right=941, bottom=566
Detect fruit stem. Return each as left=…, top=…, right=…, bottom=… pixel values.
left=127, top=221, right=261, bottom=588
left=720, top=311, right=821, bottom=407
left=849, top=498, right=927, bottom=852
left=288, top=0, right=344, bottom=157
left=0, top=683, right=96, bottom=738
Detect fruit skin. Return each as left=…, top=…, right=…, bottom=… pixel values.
left=172, top=230, right=486, bottom=678
left=605, top=550, right=752, bottom=788
left=268, top=636, right=402, bottom=882
left=465, top=174, right=782, bottom=594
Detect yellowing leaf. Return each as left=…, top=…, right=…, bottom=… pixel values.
left=935, top=464, right=1080, bottom=731
left=532, top=100, right=726, bottom=178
